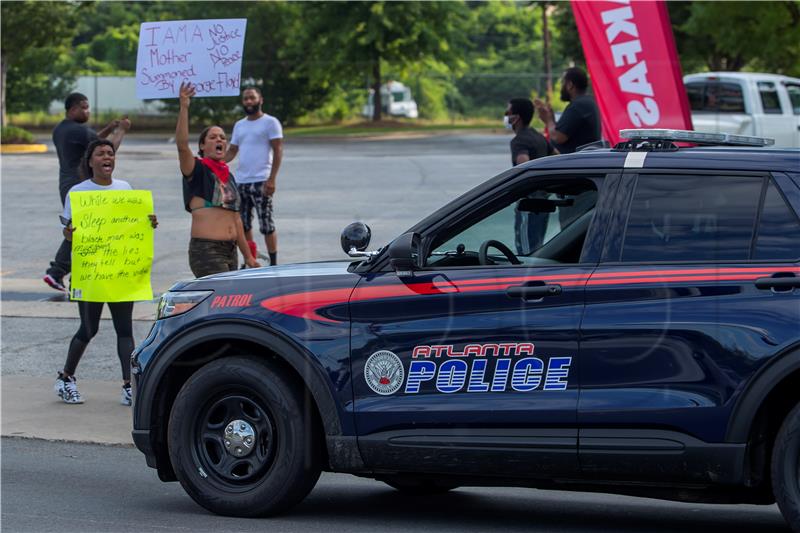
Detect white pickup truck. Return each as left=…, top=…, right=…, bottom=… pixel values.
left=684, top=72, right=800, bottom=147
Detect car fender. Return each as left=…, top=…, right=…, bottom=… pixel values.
left=139, top=319, right=344, bottom=438
left=726, top=342, right=800, bottom=442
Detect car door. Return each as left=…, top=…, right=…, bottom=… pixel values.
left=755, top=80, right=795, bottom=147
left=782, top=82, right=800, bottom=147
left=350, top=172, right=616, bottom=477
left=578, top=170, right=800, bottom=483
left=686, top=79, right=753, bottom=136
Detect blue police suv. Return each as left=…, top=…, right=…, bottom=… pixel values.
left=132, top=129, right=800, bottom=528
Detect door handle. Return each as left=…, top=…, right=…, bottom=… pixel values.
left=506, top=283, right=562, bottom=300
left=755, top=274, right=800, bottom=291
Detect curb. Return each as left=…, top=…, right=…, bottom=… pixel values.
left=1, top=144, right=48, bottom=154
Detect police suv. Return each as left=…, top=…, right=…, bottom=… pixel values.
left=132, top=130, right=800, bottom=528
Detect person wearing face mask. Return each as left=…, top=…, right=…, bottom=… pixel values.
left=504, top=97, right=557, bottom=167
left=225, top=87, right=284, bottom=267
left=534, top=67, right=601, bottom=154
left=176, top=82, right=260, bottom=278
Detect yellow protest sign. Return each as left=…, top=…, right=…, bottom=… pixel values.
left=70, top=190, right=154, bottom=302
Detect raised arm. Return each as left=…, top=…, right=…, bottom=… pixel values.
left=106, top=116, right=131, bottom=152
left=176, top=82, right=197, bottom=176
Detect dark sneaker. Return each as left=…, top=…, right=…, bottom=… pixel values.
left=120, top=383, right=132, bottom=406
left=43, top=274, right=66, bottom=292
left=54, top=373, right=83, bottom=404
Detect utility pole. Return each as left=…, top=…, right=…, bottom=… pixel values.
left=542, top=1, right=553, bottom=102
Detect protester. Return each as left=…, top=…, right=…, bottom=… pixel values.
left=225, top=87, right=284, bottom=266
left=54, top=139, right=157, bottom=405
left=176, top=82, right=260, bottom=277
left=44, top=92, right=130, bottom=292
left=534, top=67, right=601, bottom=154
left=505, top=97, right=557, bottom=166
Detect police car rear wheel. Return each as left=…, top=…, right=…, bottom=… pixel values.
left=382, top=476, right=458, bottom=494
left=772, top=401, right=800, bottom=531
left=168, top=356, right=322, bottom=517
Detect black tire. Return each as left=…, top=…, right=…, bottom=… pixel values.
left=382, top=476, right=458, bottom=494
left=772, top=401, right=800, bottom=532
left=168, top=356, right=321, bottom=517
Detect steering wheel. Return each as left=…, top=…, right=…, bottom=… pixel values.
left=478, top=239, right=521, bottom=265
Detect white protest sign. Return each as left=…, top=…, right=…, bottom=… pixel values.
left=135, top=19, right=247, bottom=100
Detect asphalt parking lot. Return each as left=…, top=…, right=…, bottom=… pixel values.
left=1, top=131, right=510, bottom=300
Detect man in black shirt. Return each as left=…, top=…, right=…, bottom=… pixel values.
left=506, top=97, right=556, bottom=166
left=44, top=93, right=130, bottom=292
left=534, top=67, right=601, bottom=154
left=505, top=98, right=558, bottom=254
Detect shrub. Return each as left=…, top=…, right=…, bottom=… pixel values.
left=1, top=126, right=35, bottom=144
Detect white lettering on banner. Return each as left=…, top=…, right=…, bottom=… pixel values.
left=619, top=61, right=654, bottom=97
left=610, top=39, right=641, bottom=67
left=136, top=19, right=246, bottom=99
left=599, top=1, right=660, bottom=126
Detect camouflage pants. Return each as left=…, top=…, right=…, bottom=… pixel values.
left=188, top=238, right=238, bottom=278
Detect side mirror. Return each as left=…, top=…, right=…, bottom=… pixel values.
left=388, top=232, right=421, bottom=276
left=341, top=222, right=373, bottom=257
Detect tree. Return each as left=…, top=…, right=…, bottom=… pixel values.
left=307, top=1, right=469, bottom=121
left=676, top=1, right=800, bottom=76
left=1, top=1, right=83, bottom=124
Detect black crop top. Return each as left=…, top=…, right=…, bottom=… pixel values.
left=182, top=159, right=241, bottom=213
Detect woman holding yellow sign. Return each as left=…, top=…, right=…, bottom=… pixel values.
left=55, top=139, right=158, bottom=406
left=175, top=81, right=260, bottom=277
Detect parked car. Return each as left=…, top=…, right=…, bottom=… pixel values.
left=362, top=80, right=419, bottom=119
left=132, top=129, right=800, bottom=529
left=684, top=72, right=800, bottom=147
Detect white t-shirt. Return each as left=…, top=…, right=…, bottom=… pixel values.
left=62, top=179, right=133, bottom=222
left=230, top=114, right=283, bottom=184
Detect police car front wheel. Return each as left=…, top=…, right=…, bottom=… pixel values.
left=168, top=356, right=322, bottom=517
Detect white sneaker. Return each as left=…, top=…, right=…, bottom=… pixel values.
left=120, top=383, right=132, bottom=406
left=55, top=373, right=84, bottom=404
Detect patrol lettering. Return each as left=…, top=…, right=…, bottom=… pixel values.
left=209, top=294, right=253, bottom=308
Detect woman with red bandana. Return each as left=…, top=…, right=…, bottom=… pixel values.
left=176, top=82, right=260, bottom=277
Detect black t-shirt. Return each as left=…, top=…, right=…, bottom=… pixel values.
left=510, top=127, right=554, bottom=166
left=52, top=119, right=98, bottom=188
left=554, top=94, right=601, bottom=154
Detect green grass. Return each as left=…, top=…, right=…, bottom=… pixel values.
left=286, top=121, right=498, bottom=137
left=9, top=111, right=502, bottom=137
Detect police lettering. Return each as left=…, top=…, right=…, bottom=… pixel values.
left=404, top=342, right=572, bottom=394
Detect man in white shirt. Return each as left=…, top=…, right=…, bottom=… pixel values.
left=225, top=87, right=284, bottom=265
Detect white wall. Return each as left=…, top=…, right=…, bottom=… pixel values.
left=49, top=76, right=166, bottom=114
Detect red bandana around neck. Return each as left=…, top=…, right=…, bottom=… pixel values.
left=199, top=157, right=230, bottom=185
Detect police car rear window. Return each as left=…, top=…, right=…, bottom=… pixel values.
left=755, top=179, right=800, bottom=260
left=622, top=175, right=762, bottom=263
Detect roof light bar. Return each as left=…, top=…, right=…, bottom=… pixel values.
left=620, top=129, right=775, bottom=147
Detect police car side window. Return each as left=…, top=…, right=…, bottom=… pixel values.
left=755, top=179, right=800, bottom=260
left=622, top=175, right=763, bottom=263
left=426, top=179, right=598, bottom=268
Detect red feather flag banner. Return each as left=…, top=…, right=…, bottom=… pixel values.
left=571, top=0, right=693, bottom=144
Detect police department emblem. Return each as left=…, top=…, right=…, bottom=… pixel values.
left=364, top=350, right=404, bottom=395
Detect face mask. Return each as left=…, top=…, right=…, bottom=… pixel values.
left=503, top=115, right=514, bottom=130
left=560, top=86, right=571, bottom=102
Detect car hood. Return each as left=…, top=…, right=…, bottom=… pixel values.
left=169, top=260, right=363, bottom=324
left=171, top=260, right=357, bottom=288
